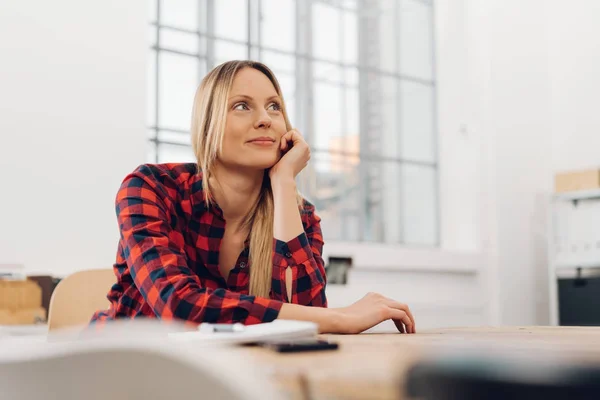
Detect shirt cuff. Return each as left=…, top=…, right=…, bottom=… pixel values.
left=273, top=232, right=313, bottom=267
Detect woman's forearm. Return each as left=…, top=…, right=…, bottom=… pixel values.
left=271, top=176, right=304, bottom=242
left=279, top=303, right=341, bottom=333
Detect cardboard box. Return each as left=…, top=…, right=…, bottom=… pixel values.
left=555, top=169, right=600, bottom=193
left=0, top=279, right=42, bottom=311
left=0, top=279, right=46, bottom=325
left=0, top=307, right=46, bottom=325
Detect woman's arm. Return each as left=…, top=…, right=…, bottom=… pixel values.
left=279, top=292, right=416, bottom=334
left=271, top=175, right=327, bottom=306
left=269, top=129, right=416, bottom=334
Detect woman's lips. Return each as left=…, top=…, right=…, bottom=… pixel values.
left=248, top=139, right=276, bottom=146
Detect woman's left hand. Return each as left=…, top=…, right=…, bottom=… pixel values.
left=269, top=129, right=310, bottom=181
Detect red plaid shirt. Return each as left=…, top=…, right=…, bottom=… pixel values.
left=91, top=163, right=327, bottom=327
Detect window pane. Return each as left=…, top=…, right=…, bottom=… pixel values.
left=313, top=61, right=343, bottom=85
left=310, top=153, right=360, bottom=241
left=343, top=11, right=358, bottom=65
left=345, top=66, right=358, bottom=87
left=363, top=160, right=383, bottom=242
left=313, top=83, right=343, bottom=151
left=400, top=81, right=435, bottom=162
left=273, top=72, right=296, bottom=124
left=157, top=143, right=196, bottom=163
left=341, top=0, right=358, bottom=9
left=382, top=161, right=401, bottom=243
left=285, top=97, right=296, bottom=129
left=380, top=76, right=399, bottom=158
left=400, top=0, right=433, bottom=80
left=378, top=0, right=397, bottom=73
left=149, top=0, right=157, bottom=23
left=147, top=50, right=157, bottom=126
left=401, top=164, right=437, bottom=245
left=158, top=52, right=198, bottom=130
left=214, top=40, right=247, bottom=65
left=158, top=130, right=190, bottom=145
left=261, top=51, right=295, bottom=74
left=312, top=3, right=341, bottom=62
left=198, top=0, right=208, bottom=34
left=147, top=140, right=157, bottom=163
left=149, top=25, right=157, bottom=48
left=215, top=0, right=248, bottom=42
left=275, top=73, right=295, bottom=101
left=261, top=0, right=295, bottom=51
left=344, top=87, right=360, bottom=150
left=160, top=0, right=198, bottom=30
left=160, top=29, right=200, bottom=55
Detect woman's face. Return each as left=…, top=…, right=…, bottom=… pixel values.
left=219, top=67, right=287, bottom=171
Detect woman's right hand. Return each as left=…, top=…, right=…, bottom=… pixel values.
left=333, top=292, right=416, bottom=334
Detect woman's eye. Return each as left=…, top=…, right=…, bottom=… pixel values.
left=234, top=102, right=249, bottom=111
left=268, top=102, right=282, bottom=112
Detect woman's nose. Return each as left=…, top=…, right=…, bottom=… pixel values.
left=254, top=110, right=272, bottom=129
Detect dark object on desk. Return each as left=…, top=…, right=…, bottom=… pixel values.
left=405, top=355, right=600, bottom=400
left=558, top=267, right=600, bottom=326
left=326, top=256, right=352, bottom=285
left=261, top=339, right=339, bottom=353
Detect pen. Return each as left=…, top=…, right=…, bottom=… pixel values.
left=199, top=323, right=245, bottom=333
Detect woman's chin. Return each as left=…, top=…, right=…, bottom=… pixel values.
left=238, top=160, right=278, bottom=171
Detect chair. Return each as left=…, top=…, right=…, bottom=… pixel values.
left=47, top=268, right=115, bottom=331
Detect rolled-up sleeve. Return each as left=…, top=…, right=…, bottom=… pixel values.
left=271, top=201, right=327, bottom=307
left=118, top=174, right=283, bottom=326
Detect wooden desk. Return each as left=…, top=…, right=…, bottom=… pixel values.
left=240, top=326, right=600, bottom=400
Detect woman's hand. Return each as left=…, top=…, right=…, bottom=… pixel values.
left=278, top=292, right=416, bottom=334
left=269, top=129, right=310, bottom=181
left=333, top=292, right=416, bottom=334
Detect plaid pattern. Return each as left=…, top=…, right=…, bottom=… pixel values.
left=91, top=163, right=327, bottom=327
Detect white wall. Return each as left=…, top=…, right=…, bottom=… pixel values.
left=464, top=0, right=600, bottom=326
left=547, top=0, right=600, bottom=173
left=0, top=0, right=147, bottom=276
left=486, top=0, right=553, bottom=326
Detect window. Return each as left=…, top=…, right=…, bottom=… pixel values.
left=148, top=0, right=438, bottom=246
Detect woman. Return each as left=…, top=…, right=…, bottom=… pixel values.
left=91, top=60, right=416, bottom=334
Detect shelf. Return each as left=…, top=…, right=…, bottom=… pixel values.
left=554, top=261, right=600, bottom=270
left=553, top=189, right=600, bottom=202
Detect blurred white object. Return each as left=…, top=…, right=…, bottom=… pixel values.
left=170, top=319, right=318, bottom=345
left=199, top=322, right=246, bottom=333
left=0, top=333, right=281, bottom=400
left=0, top=324, right=48, bottom=338
left=0, top=263, right=26, bottom=281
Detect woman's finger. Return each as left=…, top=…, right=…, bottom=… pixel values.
left=392, top=317, right=406, bottom=334
left=280, top=131, right=292, bottom=151
left=388, top=308, right=413, bottom=334
left=384, top=299, right=416, bottom=333
left=288, top=129, right=305, bottom=145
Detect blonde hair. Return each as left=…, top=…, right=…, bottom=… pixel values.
left=191, top=60, right=301, bottom=299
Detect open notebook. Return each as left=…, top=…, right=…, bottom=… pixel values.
left=168, top=320, right=318, bottom=345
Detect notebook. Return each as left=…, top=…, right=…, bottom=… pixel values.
left=168, top=320, right=318, bottom=345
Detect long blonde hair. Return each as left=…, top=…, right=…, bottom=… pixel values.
left=191, top=60, right=300, bottom=298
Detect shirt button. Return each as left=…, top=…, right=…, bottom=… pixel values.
left=285, top=252, right=292, bottom=258
left=239, top=262, right=246, bottom=269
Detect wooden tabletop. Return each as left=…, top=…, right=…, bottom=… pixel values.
left=238, top=326, right=600, bottom=400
